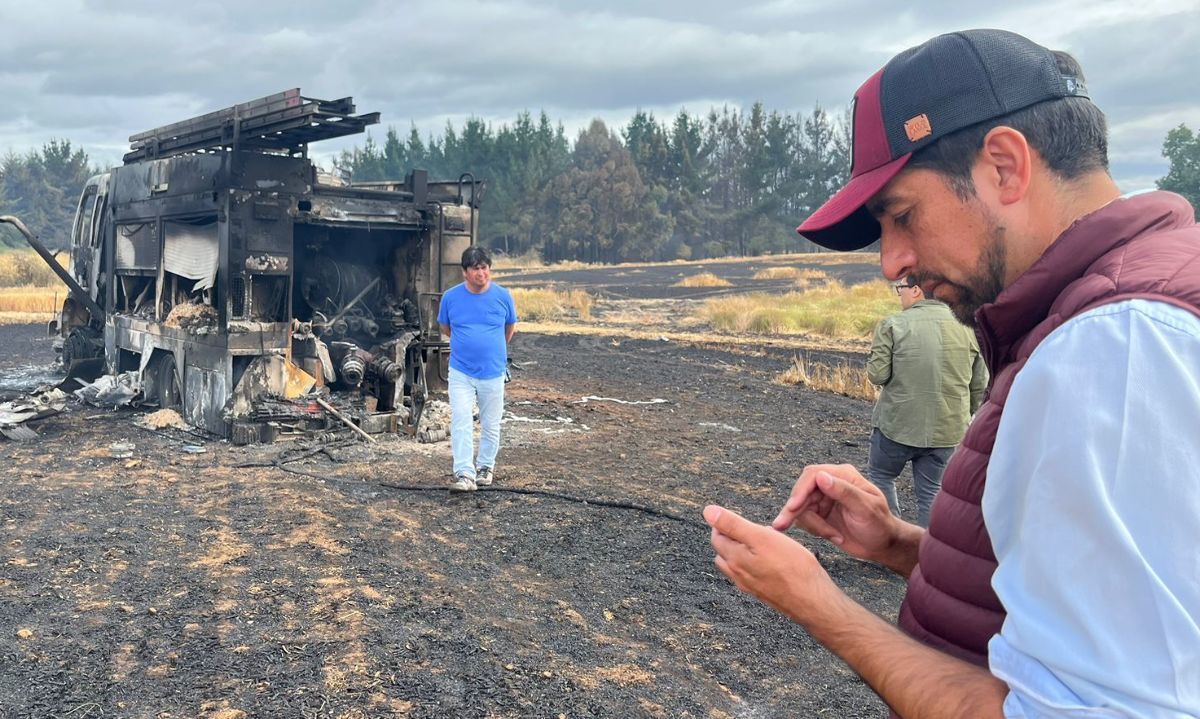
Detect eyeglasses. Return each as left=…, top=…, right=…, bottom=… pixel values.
left=893, top=283, right=917, bottom=295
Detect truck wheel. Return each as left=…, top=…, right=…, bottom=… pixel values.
left=141, top=357, right=159, bottom=405
left=157, top=354, right=182, bottom=410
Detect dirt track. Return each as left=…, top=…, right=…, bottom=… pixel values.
left=0, top=259, right=912, bottom=718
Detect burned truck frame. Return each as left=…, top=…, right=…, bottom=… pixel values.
left=2, top=89, right=479, bottom=442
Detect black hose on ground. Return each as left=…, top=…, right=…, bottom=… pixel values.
left=264, top=461, right=707, bottom=529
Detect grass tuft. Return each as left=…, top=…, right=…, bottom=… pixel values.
left=509, top=287, right=593, bottom=321
left=673, top=272, right=733, bottom=288
left=776, top=355, right=878, bottom=401
left=752, top=267, right=829, bottom=281
left=699, top=279, right=896, bottom=339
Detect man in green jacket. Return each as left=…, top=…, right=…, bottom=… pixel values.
left=866, top=278, right=987, bottom=526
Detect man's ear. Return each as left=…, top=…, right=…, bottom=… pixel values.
left=976, top=126, right=1032, bottom=206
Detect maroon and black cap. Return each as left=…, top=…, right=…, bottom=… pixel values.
left=797, top=29, right=1090, bottom=251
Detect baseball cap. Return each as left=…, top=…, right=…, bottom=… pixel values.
left=797, top=29, right=1090, bottom=251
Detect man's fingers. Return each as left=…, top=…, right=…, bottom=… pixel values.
left=713, top=555, right=752, bottom=593
left=771, top=465, right=845, bottom=530
left=703, top=505, right=760, bottom=544
left=812, top=471, right=876, bottom=515
left=793, top=510, right=844, bottom=545
left=709, top=527, right=744, bottom=558
left=773, top=499, right=816, bottom=531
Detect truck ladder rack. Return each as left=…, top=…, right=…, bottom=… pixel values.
left=124, top=88, right=379, bottom=164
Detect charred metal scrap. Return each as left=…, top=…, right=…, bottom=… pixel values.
left=0, top=388, right=69, bottom=441
left=0, top=89, right=484, bottom=444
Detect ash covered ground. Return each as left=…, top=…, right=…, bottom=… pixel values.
left=0, top=258, right=913, bottom=719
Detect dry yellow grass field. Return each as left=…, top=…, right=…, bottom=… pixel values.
left=509, top=287, right=594, bottom=321
left=0, top=249, right=68, bottom=288
left=699, top=279, right=896, bottom=339
left=672, top=272, right=732, bottom=288
left=492, top=253, right=589, bottom=271
left=493, top=251, right=880, bottom=273
left=776, top=355, right=879, bottom=402
left=0, top=252, right=68, bottom=325
left=0, top=286, right=61, bottom=325
left=0, top=286, right=62, bottom=312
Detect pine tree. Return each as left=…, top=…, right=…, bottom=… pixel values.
left=1158, top=124, right=1200, bottom=209
left=0, top=141, right=97, bottom=249
left=540, top=120, right=671, bottom=263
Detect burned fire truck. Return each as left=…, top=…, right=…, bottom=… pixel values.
left=0, top=89, right=480, bottom=442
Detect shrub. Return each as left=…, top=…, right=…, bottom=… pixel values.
left=509, top=287, right=593, bottom=321
left=673, top=272, right=732, bottom=288
left=777, top=355, right=878, bottom=401
left=699, top=279, right=896, bottom=339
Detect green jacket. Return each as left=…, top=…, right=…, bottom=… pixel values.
left=868, top=299, right=987, bottom=448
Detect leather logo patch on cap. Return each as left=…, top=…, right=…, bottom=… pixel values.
left=904, top=114, right=932, bottom=142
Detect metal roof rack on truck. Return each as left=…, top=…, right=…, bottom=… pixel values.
left=123, top=88, right=379, bottom=164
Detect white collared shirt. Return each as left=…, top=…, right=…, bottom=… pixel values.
left=985, top=299, right=1200, bottom=717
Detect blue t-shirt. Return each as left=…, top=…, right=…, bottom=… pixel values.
left=437, top=282, right=517, bottom=380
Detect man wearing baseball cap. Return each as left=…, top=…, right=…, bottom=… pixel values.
left=705, top=29, right=1200, bottom=717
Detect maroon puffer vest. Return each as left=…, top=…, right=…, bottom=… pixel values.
left=897, top=191, right=1200, bottom=666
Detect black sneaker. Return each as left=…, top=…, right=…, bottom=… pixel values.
left=475, top=466, right=494, bottom=486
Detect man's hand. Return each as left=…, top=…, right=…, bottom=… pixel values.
left=771, top=464, right=922, bottom=577
left=704, top=505, right=839, bottom=625
left=706, top=502, right=1007, bottom=719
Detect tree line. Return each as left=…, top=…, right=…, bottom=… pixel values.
left=2, top=118, right=1199, bottom=260
left=336, top=104, right=853, bottom=262
left=0, top=140, right=97, bottom=250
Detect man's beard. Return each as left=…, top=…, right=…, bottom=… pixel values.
left=913, top=219, right=1007, bottom=327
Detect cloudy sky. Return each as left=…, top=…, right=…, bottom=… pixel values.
left=1, top=0, right=1196, bottom=191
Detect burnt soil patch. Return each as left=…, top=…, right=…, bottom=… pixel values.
left=0, top=323, right=909, bottom=718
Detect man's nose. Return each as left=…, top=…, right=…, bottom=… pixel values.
left=879, top=232, right=917, bottom=283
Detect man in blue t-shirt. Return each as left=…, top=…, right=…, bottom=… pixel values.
left=437, top=246, right=518, bottom=492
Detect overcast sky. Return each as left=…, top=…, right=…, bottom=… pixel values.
left=1, top=0, right=1196, bottom=191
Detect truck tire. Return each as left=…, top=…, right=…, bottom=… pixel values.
left=157, top=353, right=182, bottom=410
left=141, top=357, right=159, bottom=406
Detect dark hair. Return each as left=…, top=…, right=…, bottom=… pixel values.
left=461, top=246, right=492, bottom=269
left=908, top=51, right=1109, bottom=199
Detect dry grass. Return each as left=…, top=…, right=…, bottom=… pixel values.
left=699, top=279, right=896, bottom=339
left=495, top=251, right=880, bottom=273
left=751, top=267, right=829, bottom=282
left=777, top=355, right=879, bottom=402
left=492, top=252, right=589, bottom=271
left=672, top=272, right=733, bottom=288
left=0, top=283, right=64, bottom=325
left=0, top=286, right=62, bottom=313
left=0, top=250, right=69, bottom=288
left=515, top=319, right=870, bottom=355
left=510, top=287, right=593, bottom=321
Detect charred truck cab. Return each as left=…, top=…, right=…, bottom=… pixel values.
left=12, top=90, right=480, bottom=442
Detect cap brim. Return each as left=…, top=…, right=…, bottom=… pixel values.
left=796, top=153, right=911, bottom=251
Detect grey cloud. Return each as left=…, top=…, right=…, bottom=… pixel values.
left=0, top=0, right=1193, bottom=188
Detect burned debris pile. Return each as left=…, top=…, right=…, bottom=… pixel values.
left=0, top=387, right=68, bottom=440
